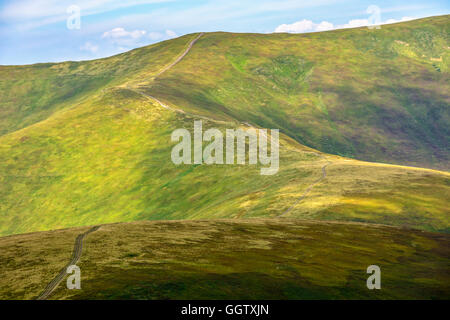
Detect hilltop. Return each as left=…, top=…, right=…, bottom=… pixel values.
left=0, top=219, right=448, bottom=299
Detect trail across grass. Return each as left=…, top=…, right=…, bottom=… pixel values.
left=2, top=219, right=448, bottom=300
left=36, top=226, right=101, bottom=300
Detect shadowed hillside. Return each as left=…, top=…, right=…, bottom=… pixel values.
left=0, top=219, right=448, bottom=300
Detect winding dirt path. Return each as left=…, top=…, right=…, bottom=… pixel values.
left=128, top=32, right=236, bottom=125
left=35, top=35, right=207, bottom=301
left=36, top=226, right=100, bottom=300
left=130, top=31, right=332, bottom=217
left=35, top=30, right=330, bottom=301
left=130, top=88, right=233, bottom=125
left=153, top=32, right=204, bottom=78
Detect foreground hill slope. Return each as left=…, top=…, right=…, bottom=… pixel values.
left=0, top=17, right=449, bottom=236
left=0, top=219, right=448, bottom=299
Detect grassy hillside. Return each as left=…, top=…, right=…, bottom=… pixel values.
left=0, top=84, right=448, bottom=235
left=145, top=15, right=450, bottom=170
left=0, top=17, right=449, bottom=237
left=0, top=34, right=198, bottom=136
left=0, top=219, right=448, bottom=300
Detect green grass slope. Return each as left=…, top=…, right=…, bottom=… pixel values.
left=0, top=219, right=448, bottom=300
left=0, top=17, right=449, bottom=236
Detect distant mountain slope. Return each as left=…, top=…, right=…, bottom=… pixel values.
left=0, top=16, right=448, bottom=236
left=144, top=15, right=450, bottom=170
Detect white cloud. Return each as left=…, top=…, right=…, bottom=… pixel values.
left=384, top=16, right=413, bottom=24
left=80, top=41, right=99, bottom=53
left=274, top=16, right=417, bottom=33
left=385, top=19, right=397, bottom=24
left=102, top=27, right=146, bottom=39
left=145, top=29, right=177, bottom=43
left=102, top=27, right=147, bottom=46
left=101, top=27, right=177, bottom=49
left=274, top=19, right=334, bottom=33
left=148, top=31, right=163, bottom=40
left=147, top=30, right=176, bottom=41
left=165, top=29, right=177, bottom=38
left=315, top=21, right=334, bottom=32
left=275, top=19, right=315, bottom=33
left=340, top=16, right=414, bottom=29
left=341, top=19, right=370, bottom=29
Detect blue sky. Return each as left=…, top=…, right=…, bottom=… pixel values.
left=0, top=0, right=448, bottom=65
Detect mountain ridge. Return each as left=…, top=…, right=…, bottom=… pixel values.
left=0, top=16, right=448, bottom=236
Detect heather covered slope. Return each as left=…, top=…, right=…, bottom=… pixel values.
left=0, top=17, right=449, bottom=237
left=1, top=219, right=449, bottom=300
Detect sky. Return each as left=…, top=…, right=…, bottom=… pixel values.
left=0, top=0, right=448, bottom=65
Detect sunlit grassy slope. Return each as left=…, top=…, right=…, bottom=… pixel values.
left=1, top=219, right=448, bottom=300
left=0, top=17, right=448, bottom=236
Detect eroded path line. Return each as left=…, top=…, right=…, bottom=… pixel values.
left=127, top=32, right=233, bottom=124
left=130, top=88, right=233, bottom=125
left=36, top=226, right=100, bottom=300
left=154, top=32, right=204, bottom=78
left=37, top=34, right=201, bottom=300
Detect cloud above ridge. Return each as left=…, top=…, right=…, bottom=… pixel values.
left=274, top=16, right=414, bottom=33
